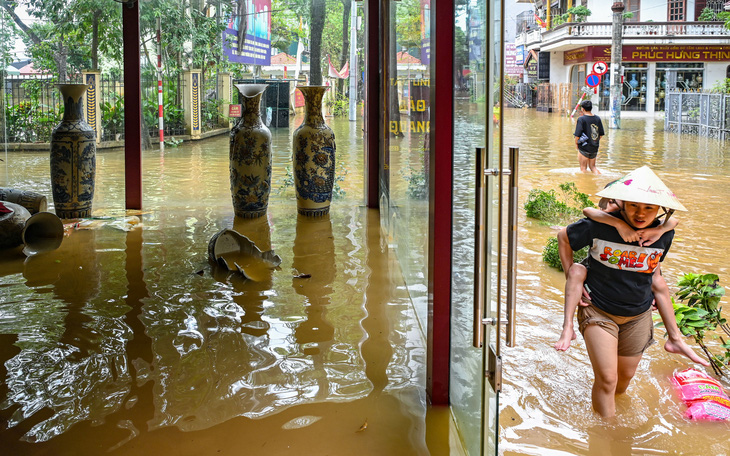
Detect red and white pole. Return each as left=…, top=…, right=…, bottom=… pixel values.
left=157, top=17, right=164, bottom=147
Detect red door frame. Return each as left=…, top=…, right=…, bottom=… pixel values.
left=364, top=0, right=380, bottom=208
left=122, top=1, right=143, bottom=210
left=427, top=0, right=454, bottom=406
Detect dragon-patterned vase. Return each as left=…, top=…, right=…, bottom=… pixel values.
left=50, top=84, right=96, bottom=219
left=292, top=86, right=336, bottom=217
left=230, top=84, right=271, bottom=219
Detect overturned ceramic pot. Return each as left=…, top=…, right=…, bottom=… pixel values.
left=208, top=228, right=281, bottom=281
left=0, top=188, right=48, bottom=214
left=0, top=201, right=65, bottom=255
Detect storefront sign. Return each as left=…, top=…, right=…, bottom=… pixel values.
left=228, top=104, right=241, bottom=117
left=516, top=45, right=525, bottom=65
left=538, top=51, right=550, bottom=80
left=505, top=44, right=523, bottom=77
left=525, top=54, right=538, bottom=80
left=564, top=45, right=730, bottom=65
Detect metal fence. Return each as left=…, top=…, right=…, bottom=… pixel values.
left=2, top=74, right=81, bottom=143
left=2, top=71, right=226, bottom=144
left=665, top=90, right=730, bottom=140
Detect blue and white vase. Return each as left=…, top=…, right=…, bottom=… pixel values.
left=629, top=74, right=639, bottom=88
left=292, top=86, right=336, bottom=217
left=50, top=84, right=96, bottom=219
left=230, top=83, right=271, bottom=219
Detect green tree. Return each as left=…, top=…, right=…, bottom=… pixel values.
left=270, top=0, right=308, bottom=54
left=2, top=0, right=122, bottom=80
left=0, top=9, right=20, bottom=69
left=395, top=0, right=421, bottom=52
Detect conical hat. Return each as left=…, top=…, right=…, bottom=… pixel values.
left=596, top=166, right=687, bottom=211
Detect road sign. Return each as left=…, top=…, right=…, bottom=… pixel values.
left=592, top=61, right=608, bottom=76
left=585, top=73, right=601, bottom=88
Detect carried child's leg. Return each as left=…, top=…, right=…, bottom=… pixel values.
left=555, top=263, right=587, bottom=351
left=652, top=272, right=710, bottom=366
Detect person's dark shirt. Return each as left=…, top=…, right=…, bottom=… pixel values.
left=574, top=114, right=605, bottom=154
left=566, top=212, right=673, bottom=316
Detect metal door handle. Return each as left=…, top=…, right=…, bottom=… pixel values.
left=505, top=147, right=519, bottom=347
left=473, top=147, right=487, bottom=348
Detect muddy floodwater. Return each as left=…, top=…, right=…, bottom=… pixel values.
left=1, top=108, right=730, bottom=455
left=499, top=108, right=730, bottom=456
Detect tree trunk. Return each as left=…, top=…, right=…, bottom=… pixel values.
left=56, top=41, right=68, bottom=82
left=309, top=0, right=326, bottom=85
left=337, top=0, right=351, bottom=97
left=91, top=10, right=101, bottom=70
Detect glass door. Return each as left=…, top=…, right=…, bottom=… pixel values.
left=449, top=0, right=509, bottom=455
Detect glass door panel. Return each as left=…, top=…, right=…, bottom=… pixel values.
left=449, top=0, right=501, bottom=454
left=384, top=0, right=431, bottom=331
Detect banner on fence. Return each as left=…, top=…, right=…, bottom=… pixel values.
left=420, top=0, right=430, bottom=64
left=224, top=0, right=272, bottom=66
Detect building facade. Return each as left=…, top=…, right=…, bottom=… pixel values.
left=516, top=0, right=730, bottom=113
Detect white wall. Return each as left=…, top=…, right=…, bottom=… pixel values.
left=706, top=63, right=730, bottom=89
left=550, top=51, right=570, bottom=84
left=641, top=0, right=668, bottom=22
left=587, top=0, right=613, bottom=22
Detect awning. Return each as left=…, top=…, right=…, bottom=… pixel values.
left=3, top=65, right=20, bottom=75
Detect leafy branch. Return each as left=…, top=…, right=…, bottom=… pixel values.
left=662, top=273, right=730, bottom=377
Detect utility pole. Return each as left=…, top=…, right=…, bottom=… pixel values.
left=348, top=2, right=358, bottom=121
left=609, top=2, right=624, bottom=129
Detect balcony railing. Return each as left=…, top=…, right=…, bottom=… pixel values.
left=545, top=21, right=730, bottom=41
left=517, top=21, right=730, bottom=47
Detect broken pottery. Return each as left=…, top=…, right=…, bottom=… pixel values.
left=0, top=201, right=64, bottom=255
left=207, top=228, right=281, bottom=280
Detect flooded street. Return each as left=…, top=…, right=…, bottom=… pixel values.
left=1, top=107, right=730, bottom=455
left=499, top=108, right=730, bottom=455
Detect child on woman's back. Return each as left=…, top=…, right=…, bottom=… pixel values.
left=554, top=196, right=706, bottom=365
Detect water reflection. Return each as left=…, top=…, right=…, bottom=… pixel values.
left=0, top=229, right=133, bottom=443
left=0, top=112, right=431, bottom=453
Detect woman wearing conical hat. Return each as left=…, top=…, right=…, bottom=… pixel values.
left=554, top=166, right=708, bottom=419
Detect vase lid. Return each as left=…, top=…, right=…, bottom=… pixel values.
left=234, top=83, right=268, bottom=97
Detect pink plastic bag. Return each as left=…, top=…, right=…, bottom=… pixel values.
left=685, top=401, right=730, bottom=421
left=673, top=368, right=730, bottom=421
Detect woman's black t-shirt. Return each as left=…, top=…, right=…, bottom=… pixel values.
left=566, top=213, right=674, bottom=317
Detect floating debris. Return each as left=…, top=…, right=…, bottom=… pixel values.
left=208, top=228, right=281, bottom=281
left=281, top=415, right=322, bottom=430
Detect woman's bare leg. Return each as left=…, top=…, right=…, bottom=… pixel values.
left=583, top=325, right=619, bottom=418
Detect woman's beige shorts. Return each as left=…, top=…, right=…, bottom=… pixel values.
left=577, top=305, right=655, bottom=356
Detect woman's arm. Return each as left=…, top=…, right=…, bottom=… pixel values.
left=557, top=228, right=575, bottom=278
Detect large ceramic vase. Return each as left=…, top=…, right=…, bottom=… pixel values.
left=230, top=84, right=271, bottom=218
left=50, top=84, right=96, bottom=219
left=292, top=86, right=336, bottom=217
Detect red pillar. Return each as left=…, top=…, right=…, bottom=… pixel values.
left=364, top=0, right=380, bottom=208
left=123, top=1, right=143, bottom=210
left=427, top=0, right=454, bottom=406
